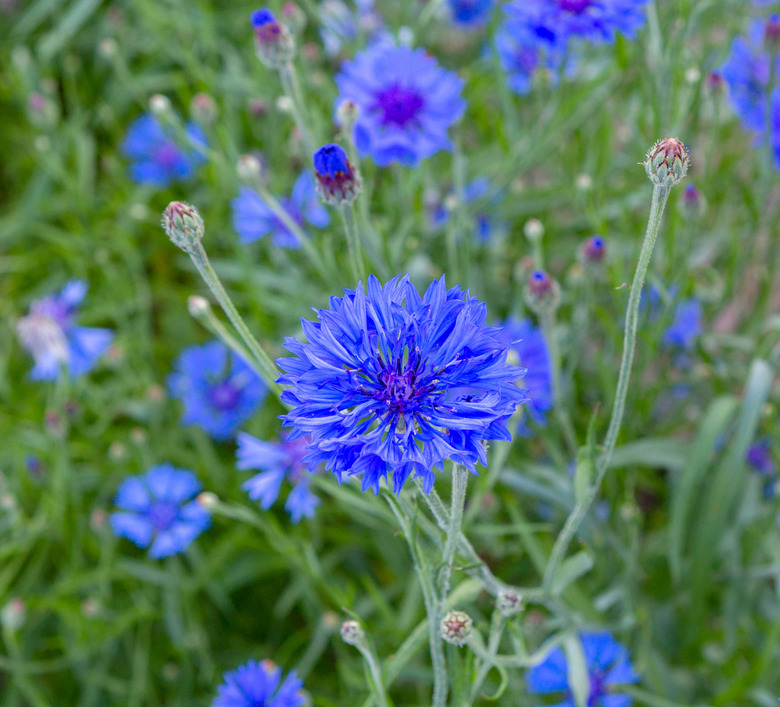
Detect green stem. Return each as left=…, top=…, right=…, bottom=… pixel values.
left=542, top=183, right=671, bottom=593
left=468, top=611, right=506, bottom=705
left=189, top=243, right=282, bottom=397
left=439, top=464, right=468, bottom=602
left=340, top=204, right=365, bottom=283
left=278, top=62, right=316, bottom=157
left=355, top=642, right=390, bottom=707
left=540, top=309, right=578, bottom=455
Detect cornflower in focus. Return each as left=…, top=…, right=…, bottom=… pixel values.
left=527, top=631, right=639, bottom=706
left=121, top=113, right=207, bottom=187
left=16, top=280, right=113, bottom=381
left=168, top=341, right=267, bottom=441
left=237, top=431, right=320, bottom=523
left=232, top=172, right=330, bottom=248
left=213, top=658, right=305, bottom=707
left=334, top=42, right=466, bottom=166
left=110, top=464, right=211, bottom=559
left=277, top=275, right=526, bottom=494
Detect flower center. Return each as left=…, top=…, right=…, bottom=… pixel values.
left=209, top=381, right=241, bottom=410
left=375, top=84, right=425, bottom=127
left=373, top=349, right=436, bottom=416
left=155, top=143, right=181, bottom=170
left=148, top=501, right=178, bottom=530
left=587, top=671, right=606, bottom=705
left=558, top=0, right=593, bottom=12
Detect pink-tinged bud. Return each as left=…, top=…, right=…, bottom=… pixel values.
left=706, top=71, right=724, bottom=93
left=1, top=598, right=26, bottom=631
left=582, top=235, right=606, bottom=263
left=251, top=8, right=296, bottom=67
left=440, top=610, right=472, bottom=646
left=281, top=2, right=306, bottom=34
left=765, top=15, right=780, bottom=53
left=162, top=201, right=204, bottom=255
left=190, top=92, right=217, bottom=124
left=644, top=137, right=689, bottom=188
left=524, top=269, right=561, bottom=315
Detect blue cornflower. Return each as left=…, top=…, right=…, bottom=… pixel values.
left=237, top=431, right=320, bottom=523
left=277, top=274, right=527, bottom=494
left=121, top=113, right=207, bottom=187
left=16, top=280, right=113, bottom=381
left=213, top=659, right=304, bottom=707
left=232, top=172, right=330, bottom=248
left=110, top=464, right=211, bottom=559
left=498, top=318, right=553, bottom=431
left=448, top=0, right=494, bottom=28
left=662, top=298, right=701, bottom=350
left=319, top=0, right=384, bottom=58
left=427, top=177, right=505, bottom=242
left=504, top=0, right=648, bottom=49
left=494, top=20, right=566, bottom=95
left=168, top=341, right=268, bottom=441
left=527, top=631, right=639, bottom=707
left=334, top=42, right=466, bottom=167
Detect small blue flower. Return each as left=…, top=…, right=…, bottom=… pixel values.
left=427, top=177, right=505, bottom=242
left=313, top=143, right=351, bottom=177
left=277, top=274, right=527, bottom=494
left=237, top=432, right=320, bottom=523
left=498, top=318, right=553, bottom=432
left=16, top=279, right=113, bottom=381
left=121, top=113, right=207, bottom=187
left=110, top=464, right=211, bottom=559
left=232, top=172, right=330, bottom=248
left=335, top=42, right=466, bottom=167
left=747, top=440, right=776, bottom=476
left=663, top=298, right=701, bottom=350
left=527, top=631, right=639, bottom=707
left=495, top=20, right=566, bottom=95
left=448, top=0, right=494, bottom=28
left=213, top=658, right=305, bottom=707
left=168, top=341, right=268, bottom=441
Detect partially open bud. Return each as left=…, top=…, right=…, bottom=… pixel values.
left=581, top=235, right=606, bottom=264
left=644, top=137, right=689, bottom=188
left=162, top=201, right=204, bottom=255
left=313, top=143, right=363, bottom=206
left=764, top=14, right=780, bottom=54
left=440, top=610, right=472, bottom=646
left=496, top=589, right=523, bottom=618
left=524, top=269, right=561, bottom=315
left=251, top=8, right=296, bottom=67
left=340, top=620, right=365, bottom=646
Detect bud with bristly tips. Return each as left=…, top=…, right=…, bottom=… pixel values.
left=644, top=137, right=689, bottom=188
left=162, top=201, right=204, bottom=255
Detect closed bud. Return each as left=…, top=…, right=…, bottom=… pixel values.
left=149, top=93, right=172, bottom=117
left=644, top=137, right=689, bottom=188
left=680, top=183, right=705, bottom=220
left=313, top=143, right=363, bottom=206
left=523, top=218, right=544, bottom=243
left=237, top=153, right=264, bottom=183
left=196, top=491, right=219, bottom=510
left=339, top=620, right=365, bottom=646
left=187, top=295, right=210, bottom=318
left=764, top=15, right=780, bottom=54
left=524, top=269, right=561, bottom=315
left=336, top=99, right=359, bottom=131
left=190, top=92, right=217, bottom=124
left=440, top=610, right=472, bottom=646
left=162, top=201, right=204, bottom=255
left=281, top=2, right=306, bottom=35
left=251, top=8, right=296, bottom=67
left=496, top=589, right=523, bottom=617
left=581, top=235, right=606, bottom=264
left=1, top=598, right=26, bottom=631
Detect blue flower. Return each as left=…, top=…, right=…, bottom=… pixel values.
left=448, top=0, right=494, bottom=28
left=121, top=113, right=207, bottom=187
left=427, top=177, right=505, bottom=242
left=504, top=0, right=649, bottom=49
left=335, top=42, right=466, bottom=167
left=318, top=0, right=385, bottom=58
left=747, top=440, right=776, bottom=475
left=168, top=341, right=268, bottom=441
left=662, top=298, right=701, bottom=350
left=277, top=274, right=527, bottom=494
left=213, top=659, right=305, bottom=707
left=232, top=172, right=330, bottom=248
left=497, top=318, right=553, bottom=431
left=16, top=279, right=113, bottom=381
left=110, top=464, right=211, bottom=559
left=527, top=631, right=639, bottom=707
left=494, top=20, right=566, bottom=95
left=237, top=431, right=320, bottom=523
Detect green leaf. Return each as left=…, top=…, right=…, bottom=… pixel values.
left=551, top=551, right=594, bottom=596
left=563, top=634, right=589, bottom=707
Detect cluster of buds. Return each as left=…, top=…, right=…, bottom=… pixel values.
left=161, top=201, right=204, bottom=256
left=251, top=8, right=296, bottom=68
left=644, top=137, right=689, bottom=188
left=524, top=269, right=561, bottom=315
left=312, top=144, right=363, bottom=207
left=440, top=610, right=473, bottom=646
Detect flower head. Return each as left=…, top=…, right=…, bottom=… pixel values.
left=232, top=172, right=330, bottom=248
left=527, top=631, right=639, bottom=707
left=110, top=464, right=211, bottom=559
left=644, top=137, right=689, bottom=187
left=495, top=19, right=565, bottom=95
left=312, top=144, right=363, bottom=205
left=440, top=610, right=473, bottom=646
left=747, top=439, right=776, bottom=476
left=121, top=113, right=207, bottom=187
left=448, top=0, right=494, bottom=28
left=16, top=280, right=113, bottom=381
left=213, top=658, right=305, bottom=707
left=168, top=341, right=268, bottom=441
left=335, top=42, right=466, bottom=167
left=582, top=235, right=606, bottom=262
left=277, top=275, right=527, bottom=494
left=251, top=8, right=296, bottom=67
left=237, top=431, right=320, bottom=523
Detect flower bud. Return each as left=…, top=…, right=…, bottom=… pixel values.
left=706, top=71, right=724, bottom=93
left=281, top=2, right=306, bottom=35
left=440, top=610, right=472, bottom=646
left=496, top=589, right=523, bottom=618
left=313, top=143, right=363, bottom=206
left=162, top=201, right=204, bottom=255
left=764, top=14, right=780, bottom=54
left=523, top=218, right=544, bottom=243
left=581, top=235, right=606, bottom=263
left=190, top=92, right=217, bottom=124
left=237, top=154, right=264, bottom=183
left=188, top=295, right=211, bottom=318
left=196, top=491, right=219, bottom=510
left=251, top=8, right=296, bottom=67
left=1, top=599, right=26, bottom=631
left=336, top=99, right=359, bottom=131
left=149, top=93, right=172, bottom=117
left=524, top=269, right=561, bottom=315
left=644, top=137, right=689, bottom=188
left=340, top=620, right=365, bottom=646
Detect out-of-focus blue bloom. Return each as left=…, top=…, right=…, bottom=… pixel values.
left=662, top=298, right=701, bottom=350
left=335, top=42, right=466, bottom=167
left=237, top=432, right=320, bottom=523
left=16, top=280, right=113, bottom=381
left=319, top=0, right=384, bottom=58
left=504, top=0, right=649, bottom=49
left=110, top=464, right=211, bottom=559
left=168, top=341, right=268, bottom=441
left=277, top=274, right=527, bottom=494
left=527, top=631, right=639, bottom=707
left=427, top=177, right=505, bottom=242
left=213, top=658, right=305, bottom=707
left=747, top=440, right=776, bottom=475
left=448, top=0, right=494, bottom=28
left=232, top=172, right=330, bottom=249
left=495, top=24, right=555, bottom=95
left=497, top=318, right=553, bottom=432
left=121, top=113, right=207, bottom=187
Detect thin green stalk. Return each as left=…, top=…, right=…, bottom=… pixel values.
left=542, top=183, right=671, bottom=593
left=468, top=611, right=506, bottom=705
left=278, top=62, right=316, bottom=157
left=189, top=243, right=282, bottom=397
left=354, top=641, right=390, bottom=707
left=540, top=309, right=578, bottom=455
left=439, top=464, right=468, bottom=602
left=340, top=204, right=365, bottom=283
